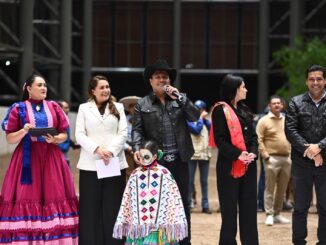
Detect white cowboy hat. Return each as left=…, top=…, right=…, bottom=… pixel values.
left=119, top=96, right=141, bottom=112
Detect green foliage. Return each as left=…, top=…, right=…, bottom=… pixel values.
left=273, top=37, right=326, bottom=99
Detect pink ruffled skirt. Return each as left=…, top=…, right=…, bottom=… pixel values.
left=0, top=142, right=78, bottom=244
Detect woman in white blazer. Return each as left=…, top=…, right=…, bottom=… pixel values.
left=75, top=75, right=128, bottom=245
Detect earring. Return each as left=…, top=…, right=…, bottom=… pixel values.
left=29, top=93, right=32, bottom=99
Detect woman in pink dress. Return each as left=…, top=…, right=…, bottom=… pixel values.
left=0, top=74, right=79, bottom=244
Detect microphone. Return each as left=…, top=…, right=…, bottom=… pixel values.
left=163, top=85, right=184, bottom=102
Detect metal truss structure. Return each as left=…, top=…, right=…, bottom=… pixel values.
left=0, top=0, right=92, bottom=107
left=0, top=0, right=325, bottom=110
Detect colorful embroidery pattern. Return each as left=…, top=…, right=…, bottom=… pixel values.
left=113, top=164, right=187, bottom=244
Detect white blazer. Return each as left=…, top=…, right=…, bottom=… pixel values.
left=75, top=100, right=128, bottom=171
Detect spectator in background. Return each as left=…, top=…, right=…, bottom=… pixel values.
left=254, top=106, right=269, bottom=212
left=280, top=98, right=294, bottom=212
left=119, top=96, right=141, bottom=180
left=58, top=100, right=80, bottom=165
left=187, top=99, right=212, bottom=214
left=256, top=95, right=291, bottom=226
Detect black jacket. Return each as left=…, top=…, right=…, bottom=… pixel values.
left=285, top=92, right=326, bottom=168
left=131, top=93, right=199, bottom=162
left=212, top=103, right=258, bottom=172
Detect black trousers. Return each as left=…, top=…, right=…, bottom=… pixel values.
left=216, top=161, right=259, bottom=245
left=292, top=164, right=326, bottom=245
left=161, top=159, right=191, bottom=245
left=78, top=169, right=126, bottom=245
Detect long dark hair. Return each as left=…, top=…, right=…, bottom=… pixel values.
left=88, top=75, right=120, bottom=120
left=219, top=74, right=253, bottom=119
left=140, top=140, right=159, bottom=156
left=22, top=74, right=45, bottom=101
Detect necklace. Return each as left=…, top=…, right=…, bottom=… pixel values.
left=35, top=104, right=41, bottom=112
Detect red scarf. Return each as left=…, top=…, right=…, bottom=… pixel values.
left=209, top=102, right=248, bottom=178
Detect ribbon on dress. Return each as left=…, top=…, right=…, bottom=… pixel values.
left=18, top=102, right=32, bottom=184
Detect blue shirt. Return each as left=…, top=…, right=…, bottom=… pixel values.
left=187, top=118, right=211, bottom=135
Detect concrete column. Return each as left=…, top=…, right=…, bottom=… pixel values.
left=82, top=0, right=93, bottom=101
left=257, top=0, right=269, bottom=112
left=19, top=0, right=34, bottom=96
left=173, top=0, right=181, bottom=89
left=60, top=0, right=72, bottom=102
left=290, top=0, right=302, bottom=46
left=48, top=0, right=60, bottom=98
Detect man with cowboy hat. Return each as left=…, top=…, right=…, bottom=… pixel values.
left=132, top=59, right=199, bottom=245
left=119, top=95, right=141, bottom=180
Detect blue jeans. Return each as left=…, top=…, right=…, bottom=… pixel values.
left=188, top=159, right=210, bottom=209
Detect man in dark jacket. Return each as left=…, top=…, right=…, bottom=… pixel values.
left=285, top=64, right=326, bottom=245
left=132, top=59, right=199, bottom=245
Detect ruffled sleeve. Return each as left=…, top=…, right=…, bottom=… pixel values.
left=2, top=103, right=21, bottom=134
left=51, top=101, right=69, bottom=133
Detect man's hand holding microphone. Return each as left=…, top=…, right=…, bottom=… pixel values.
left=163, top=85, right=184, bottom=102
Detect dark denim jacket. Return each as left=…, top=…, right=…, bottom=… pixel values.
left=285, top=92, right=326, bottom=167
left=132, top=93, right=199, bottom=162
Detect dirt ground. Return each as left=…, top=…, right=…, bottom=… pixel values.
left=0, top=148, right=319, bottom=245
left=190, top=148, right=318, bottom=245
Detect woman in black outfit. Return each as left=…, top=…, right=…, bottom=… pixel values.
left=212, top=74, right=259, bottom=245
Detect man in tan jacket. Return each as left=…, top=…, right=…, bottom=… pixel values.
left=256, top=95, right=291, bottom=226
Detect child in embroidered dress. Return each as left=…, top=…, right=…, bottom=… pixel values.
left=113, top=140, right=188, bottom=245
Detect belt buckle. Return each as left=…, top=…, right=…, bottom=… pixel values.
left=164, top=154, right=175, bottom=162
